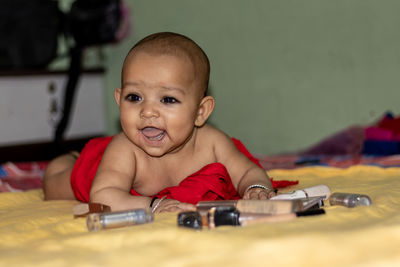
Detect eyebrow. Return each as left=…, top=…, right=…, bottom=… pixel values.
left=160, top=85, right=186, bottom=95
left=123, top=82, right=186, bottom=95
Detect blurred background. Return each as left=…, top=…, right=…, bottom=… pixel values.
left=1, top=0, right=400, bottom=162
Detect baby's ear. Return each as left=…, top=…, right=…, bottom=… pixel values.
left=114, top=88, right=122, bottom=107
left=195, top=96, right=215, bottom=127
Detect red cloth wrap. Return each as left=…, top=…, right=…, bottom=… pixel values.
left=71, top=136, right=297, bottom=203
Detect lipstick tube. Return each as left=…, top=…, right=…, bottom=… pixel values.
left=329, top=192, right=372, bottom=207
left=87, top=208, right=153, bottom=232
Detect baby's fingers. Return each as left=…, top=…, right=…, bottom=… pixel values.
left=157, top=205, right=181, bottom=213
left=181, top=203, right=196, bottom=211
left=156, top=200, right=195, bottom=213
left=249, top=189, right=268, bottom=200
left=244, top=188, right=275, bottom=200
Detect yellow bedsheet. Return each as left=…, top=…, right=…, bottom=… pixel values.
left=1, top=165, right=400, bottom=267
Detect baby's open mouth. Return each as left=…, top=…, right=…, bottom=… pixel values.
left=141, top=127, right=166, bottom=141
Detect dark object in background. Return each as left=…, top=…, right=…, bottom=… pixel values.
left=69, top=0, right=121, bottom=46
left=0, top=0, right=126, bottom=157
left=0, top=0, right=122, bottom=70
left=362, top=140, right=400, bottom=156
left=53, top=0, right=123, bottom=155
left=0, top=0, right=61, bottom=69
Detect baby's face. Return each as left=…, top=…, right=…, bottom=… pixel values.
left=116, top=52, right=203, bottom=157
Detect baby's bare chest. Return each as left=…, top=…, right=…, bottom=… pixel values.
left=133, top=157, right=214, bottom=196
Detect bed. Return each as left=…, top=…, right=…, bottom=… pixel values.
left=1, top=162, right=400, bottom=266
left=1, top=113, right=400, bottom=266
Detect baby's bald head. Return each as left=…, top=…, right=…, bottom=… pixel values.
left=122, top=32, right=210, bottom=96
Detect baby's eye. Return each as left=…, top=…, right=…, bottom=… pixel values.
left=125, top=94, right=141, bottom=102
left=161, top=97, right=180, bottom=104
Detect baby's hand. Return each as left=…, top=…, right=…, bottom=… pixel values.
left=243, top=187, right=275, bottom=200
left=153, top=199, right=196, bottom=213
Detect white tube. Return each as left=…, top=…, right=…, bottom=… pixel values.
left=271, top=185, right=331, bottom=200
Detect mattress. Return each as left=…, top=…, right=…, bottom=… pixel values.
left=1, top=165, right=400, bottom=266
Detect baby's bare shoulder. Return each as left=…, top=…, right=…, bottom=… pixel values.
left=199, top=124, right=228, bottom=136
left=102, top=133, right=140, bottom=163
left=197, top=124, right=232, bottom=147
left=109, top=133, right=155, bottom=167
left=110, top=133, right=139, bottom=150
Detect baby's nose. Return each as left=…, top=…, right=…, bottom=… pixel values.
left=140, top=103, right=160, bottom=118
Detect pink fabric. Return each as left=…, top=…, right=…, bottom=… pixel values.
left=371, top=115, right=400, bottom=141
left=365, top=127, right=394, bottom=141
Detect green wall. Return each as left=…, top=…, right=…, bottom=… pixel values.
left=103, top=0, right=400, bottom=155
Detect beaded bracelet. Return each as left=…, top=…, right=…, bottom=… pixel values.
left=244, top=184, right=273, bottom=195
left=152, top=196, right=167, bottom=213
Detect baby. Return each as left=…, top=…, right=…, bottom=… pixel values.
left=43, top=32, right=274, bottom=213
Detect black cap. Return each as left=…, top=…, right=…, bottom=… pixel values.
left=212, top=206, right=240, bottom=226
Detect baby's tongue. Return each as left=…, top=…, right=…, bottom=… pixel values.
left=142, top=127, right=164, bottom=137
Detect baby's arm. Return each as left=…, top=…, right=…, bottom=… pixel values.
left=212, top=130, right=274, bottom=200
left=90, top=134, right=195, bottom=212
left=90, top=134, right=151, bottom=211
